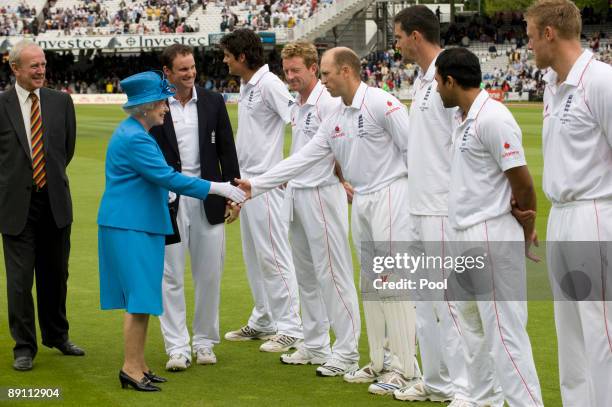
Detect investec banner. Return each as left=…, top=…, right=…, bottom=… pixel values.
left=4, top=33, right=209, bottom=50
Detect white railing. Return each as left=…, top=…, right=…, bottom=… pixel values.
left=291, top=0, right=370, bottom=40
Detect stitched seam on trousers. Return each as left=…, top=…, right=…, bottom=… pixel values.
left=485, top=220, right=540, bottom=407
left=441, top=217, right=462, bottom=336
left=264, top=192, right=302, bottom=329
left=315, top=186, right=359, bottom=349
left=593, top=200, right=612, bottom=354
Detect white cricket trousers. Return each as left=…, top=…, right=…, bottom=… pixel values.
left=547, top=199, right=612, bottom=407
left=160, top=195, right=225, bottom=358
left=240, top=186, right=302, bottom=338
left=352, top=177, right=417, bottom=378
left=452, top=213, right=543, bottom=407
left=287, top=183, right=360, bottom=363
left=408, top=214, right=472, bottom=400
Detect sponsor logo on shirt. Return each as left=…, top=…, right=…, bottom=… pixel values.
left=385, top=100, right=401, bottom=116
left=502, top=141, right=520, bottom=158
left=332, top=125, right=345, bottom=139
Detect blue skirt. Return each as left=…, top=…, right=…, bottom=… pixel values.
left=98, top=226, right=165, bottom=315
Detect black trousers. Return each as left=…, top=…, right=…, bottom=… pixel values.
left=2, top=188, right=71, bottom=359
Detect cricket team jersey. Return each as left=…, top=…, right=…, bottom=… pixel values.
left=449, top=90, right=527, bottom=229
left=251, top=82, right=409, bottom=195
left=407, top=56, right=456, bottom=216
left=236, top=64, right=294, bottom=175
left=288, top=80, right=342, bottom=189
left=542, top=49, right=612, bottom=204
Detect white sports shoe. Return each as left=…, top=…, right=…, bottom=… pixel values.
left=165, top=353, right=191, bottom=371
left=343, top=363, right=380, bottom=383
left=447, top=399, right=478, bottom=407
left=280, top=348, right=327, bottom=365
left=195, top=347, right=217, bottom=365
left=224, top=325, right=275, bottom=341
left=259, top=334, right=302, bottom=352
left=393, top=381, right=453, bottom=402
left=368, top=371, right=417, bottom=395
left=316, top=358, right=359, bottom=377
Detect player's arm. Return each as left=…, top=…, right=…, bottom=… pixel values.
left=238, top=123, right=333, bottom=198
left=378, top=96, right=410, bottom=153
left=481, top=116, right=539, bottom=261
left=590, top=72, right=612, bottom=148
left=262, top=77, right=294, bottom=124
left=334, top=161, right=353, bottom=204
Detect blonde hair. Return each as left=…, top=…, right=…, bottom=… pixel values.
left=281, top=42, right=319, bottom=68
left=525, top=0, right=581, bottom=40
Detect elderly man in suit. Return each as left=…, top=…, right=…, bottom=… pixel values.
left=0, top=40, right=83, bottom=371
left=150, top=44, right=240, bottom=370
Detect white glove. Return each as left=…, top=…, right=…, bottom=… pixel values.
left=168, top=191, right=177, bottom=203
left=209, top=181, right=246, bottom=203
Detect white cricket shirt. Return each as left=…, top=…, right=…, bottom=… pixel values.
left=168, top=87, right=200, bottom=177
left=542, top=49, right=612, bottom=204
left=449, top=90, right=527, bottom=229
left=251, top=82, right=409, bottom=195
left=407, top=56, right=456, bottom=216
left=236, top=64, right=294, bottom=176
left=288, top=80, right=342, bottom=189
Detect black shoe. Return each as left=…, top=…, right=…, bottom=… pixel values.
left=54, top=341, right=85, bottom=356
left=13, top=356, right=33, bottom=371
left=144, top=370, right=167, bottom=383
left=119, top=370, right=161, bottom=392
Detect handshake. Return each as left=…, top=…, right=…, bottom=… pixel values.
left=210, top=180, right=253, bottom=225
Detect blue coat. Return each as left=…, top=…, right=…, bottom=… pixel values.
left=97, top=116, right=211, bottom=235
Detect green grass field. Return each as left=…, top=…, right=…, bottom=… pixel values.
left=0, top=103, right=560, bottom=406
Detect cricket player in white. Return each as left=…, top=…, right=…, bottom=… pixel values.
left=435, top=48, right=543, bottom=407
left=391, top=6, right=500, bottom=406
left=275, top=42, right=361, bottom=376
left=235, top=47, right=419, bottom=395
left=220, top=29, right=303, bottom=351
left=526, top=2, right=612, bottom=406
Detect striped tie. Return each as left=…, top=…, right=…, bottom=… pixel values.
left=30, top=92, right=46, bottom=189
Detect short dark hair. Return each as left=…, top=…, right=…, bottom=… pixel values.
left=220, top=28, right=264, bottom=70
left=160, top=44, right=194, bottom=70
left=393, top=5, right=440, bottom=45
left=435, top=48, right=481, bottom=89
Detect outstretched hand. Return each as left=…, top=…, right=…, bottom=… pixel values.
left=234, top=178, right=252, bottom=200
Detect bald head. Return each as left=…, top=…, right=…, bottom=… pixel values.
left=322, top=47, right=361, bottom=79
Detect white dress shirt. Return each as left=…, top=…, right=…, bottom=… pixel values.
left=168, top=87, right=200, bottom=177
left=15, top=82, right=41, bottom=158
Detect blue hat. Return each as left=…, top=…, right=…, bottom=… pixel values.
left=120, top=71, right=175, bottom=108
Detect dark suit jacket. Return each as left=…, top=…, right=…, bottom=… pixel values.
left=150, top=86, right=240, bottom=242
left=0, top=87, right=76, bottom=235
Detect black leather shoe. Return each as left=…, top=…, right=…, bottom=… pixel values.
left=13, top=356, right=33, bottom=371
left=119, top=370, right=161, bottom=391
left=144, top=370, right=167, bottom=383
left=54, top=341, right=85, bottom=356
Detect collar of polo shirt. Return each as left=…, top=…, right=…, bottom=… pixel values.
left=245, top=64, right=270, bottom=86
left=299, top=80, right=324, bottom=107
left=543, top=49, right=593, bottom=88
left=460, top=89, right=490, bottom=122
